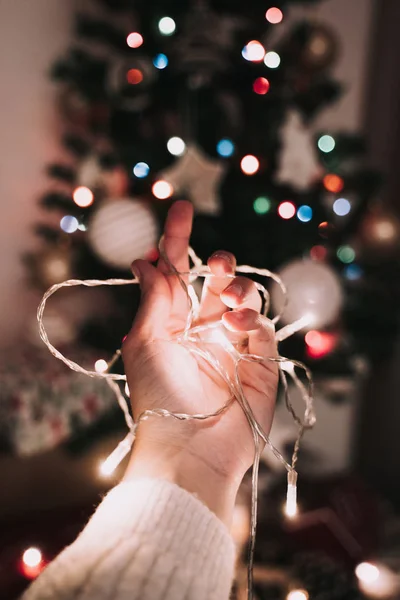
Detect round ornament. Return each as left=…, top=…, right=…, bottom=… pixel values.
left=360, top=209, right=400, bottom=254
left=301, top=24, right=338, bottom=70
left=88, top=198, right=158, bottom=269
left=271, top=259, right=343, bottom=329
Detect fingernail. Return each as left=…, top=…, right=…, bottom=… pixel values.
left=224, top=282, right=244, bottom=298
left=211, top=251, right=234, bottom=265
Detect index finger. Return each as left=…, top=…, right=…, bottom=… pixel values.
left=158, top=201, right=194, bottom=285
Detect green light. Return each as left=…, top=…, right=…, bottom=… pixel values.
left=253, top=196, right=271, bottom=214
left=337, top=245, right=355, bottom=264
left=318, top=134, right=335, bottom=153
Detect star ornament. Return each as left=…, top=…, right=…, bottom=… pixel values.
left=160, top=145, right=225, bottom=215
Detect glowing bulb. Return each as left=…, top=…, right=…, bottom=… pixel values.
left=95, top=359, right=108, bottom=373
left=266, top=7, right=283, bottom=24
left=22, top=548, right=42, bottom=568
left=276, top=314, right=315, bottom=343
left=124, top=382, right=130, bottom=397
left=318, top=135, right=335, bottom=153
left=264, top=51, right=281, bottom=68
left=374, top=219, right=397, bottom=241
left=126, top=68, right=143, bottom=84
left=60, top=215, right=79, bottom=233
left=126, top=32, right=143, bottom=48
left=344, top=264, right=363, bottom=280
left=310, top=245, right=327, bottom=261
left=153, top=53, right=168, bottom=69
left=158, top=16, right=176, bottom=36
left=297, top=205, right=313, bottom=222
left=337, top=245, right=355, bottom=264
left=287, top=591, right=309, bottom=600
left=355, top=562, right=398, bottom=598
left=241, top=155, right=259, bottom=175
left=356, top=563, right=380, bottom=584
left=99, top=434, right=134, bottom=477
left=152, top=180, right=173, bottom=199
left=305, top=330, right=337, bottom=359
left=253, top=196, right=271, bottom=214
left=216, top=138, right=235, bottom=157
left=333, top=197, right=351, bottom=216
left=242, top=40, right=265, bottom=62
left=285, top=470, right=298, bottom=518
left=133, top=162, right=150, bottom=178
left=167, top=136, right=186, bottom=156
left=278, top=201, right=296, bottom=219
left=73, top=186, right=94, bottom=208
left=323, top=174, right=344, bottom=193
left=253, top=77, right=270, bottom=95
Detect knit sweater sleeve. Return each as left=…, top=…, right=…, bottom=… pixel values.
left=22, top=478, right=236, bottom=600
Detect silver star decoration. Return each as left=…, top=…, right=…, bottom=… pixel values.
left=161, top=145, right=225, bottom=215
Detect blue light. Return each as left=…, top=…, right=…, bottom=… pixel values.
left=216, top=138, right=235, bottom=157
left=297, top=205, right=313, bottom=222
left=333, top=197, right=351, bottom=216
left=344, top=264, right=363, bottom=281
left=60, top=215, right=79, bottom=233
left=318, top=135, right=335, bottom=153
left=133, top=162, right=150, bottom=178
left=153, top=53, right=168, bottom=69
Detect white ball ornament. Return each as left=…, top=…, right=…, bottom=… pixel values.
left=88, top=199, right=158, bottom=270
left=271, top=259, right=343, bottom=329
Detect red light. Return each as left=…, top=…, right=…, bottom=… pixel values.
left=73, top=186, right=94, bottom=208
left=278, top=201, right=296, bottom=219
left=126, top=32, right=143, bottom=48
left=253, top=77, right=270, bottom=95
left=126, top=69, right=143, bottom=84
left=323, top=174, right=344, bottom=193
left=305, top=330, right=337, bottom=359
left=265, top=7, right=283, bottom=24
left=310, top=245, right=327, bottom=261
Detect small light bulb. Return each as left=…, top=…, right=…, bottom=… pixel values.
left=216, top=138, right=235, bottom=157
left=253, top=77, right=270, bottom=95
left=60, top=215, right=79, bottom=233
left=264, top=50, right=281, bottom=68
left=285, top=470, right=298, bottom=518
left=241, top=155, right=259, bottom=175
left=286, top=590, right=309, bottom=600
left=278, top=201, right=296, bottom=220
left=73, top=186, right=94, bottom=208
left=126, top=68, right=143, bottom=85
left=158, top=16, right=176, bottom=36
left=22, top=548, right=42, bottom=568
left=133, top=162, right=150, bottom=178
left=318, top=135, right=335, bottom=153
left=297, top=205, right=313, bottom=222
left=126, top=32, right=143, bottom=48
left=95, top=359, right=108, bottom=373
left=333, top=197, right=351, bottom=216
left=266, top=7, right=283, bottom=24
left=355, top=563, right=380, bottom=584
left=152, top=180, right=173, bottom=200
left=153, top=53, right=168, bottom=69
left=253, top=196, right=271, bottom=215
left=242, top=40, right=265, bottom=62
left=167, top=136, right=186, bottom=156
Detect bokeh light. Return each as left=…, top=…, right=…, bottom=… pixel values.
left=73, top=186, right=94, bottom=208
left=95, top=359, right=108, bottom=373
left=126, top=32, right=143, bottom=48
left=22, top=548, right=42, bottom=568
left=355, top=563, right=380, bottom=584
left=60, top=215, right=79, bottom=233
left=318, top=221, right=334, bottom=238
left=266, top=7, right=283, bottom=24
left=337, top=245, right=355, bottom=263
left=240, top=155, right=259, bottom=175
left=318, top=134, right=335, bottom=153
left=253, top=77, right=270, bottom=95
left=333, top=197, right=351, bottom=216
left=310, top=245, right=327, bottom=261
left=242, top=40, right=265, bottom=62
left=158, top=16, right=176, bottom=36
left=153, top=53, right=168, bottom=69
left=278, top=201, right=296, bottom=219
left=323, top=173, right=344, bottom=193
left=253, top=196, right=271, bottom=214
left=216, top=138, right=235, bottom=157
left=152, top=180, right=173, bottom=199
left=167, top=136, right=186, bottom=156
left=297, top=205, right=313, bottom=222
left=133, top=162, right=150, bottom=178
left=126, top=68, right=143, bottom=84
left=344, top=264, right=363, bottom=280
left=305, top=330, right=337, bottom=359
left=264, top=51, right=281, bottom=68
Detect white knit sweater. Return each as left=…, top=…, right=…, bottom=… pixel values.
left=22, top=478, right=235, bottom=600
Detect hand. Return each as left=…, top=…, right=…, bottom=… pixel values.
left=122, top=201, right=278, bottom=524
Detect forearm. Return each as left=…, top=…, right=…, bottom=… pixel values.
left=22, top=478, right=235, bottom=600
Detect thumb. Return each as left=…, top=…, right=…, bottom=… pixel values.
left=130, top=259, right=170, bottom=336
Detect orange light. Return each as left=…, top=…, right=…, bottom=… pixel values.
left=305, top=330, right=337, bottom=359
left=20, top=548, right=44, bottom=580
left=278, top=201, right=296, bottom=219
left=126, top=32, right=143, bottom=48
left=73, top=186, right=94, bottom=208
left=126, top=69, right=143, bottom=84
left=310, top=245, right=327, bottom=261
left=244, top=40, right=265, bottom=62
left=240, top=155, right=259, bottom=175
left=323, top=174, right=344, bottom=193
left=253, top=77, right=270, bottom=95
left=152, top=180, right=173, bottom=199
left=265, top=7, right=283, bottom=24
